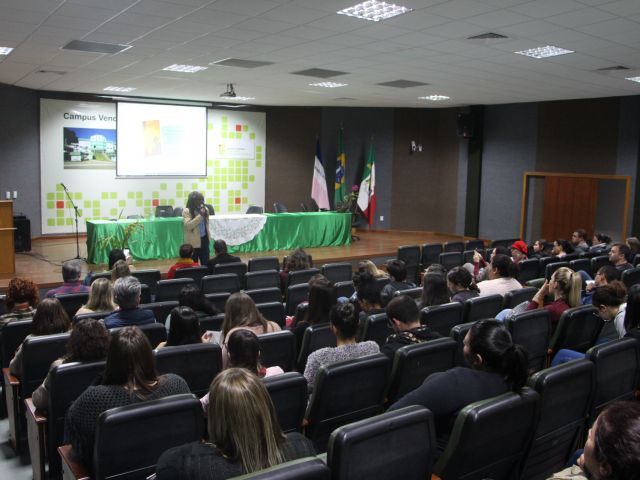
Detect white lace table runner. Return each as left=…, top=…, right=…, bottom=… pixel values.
left=209, top=214, right=267, bottom=245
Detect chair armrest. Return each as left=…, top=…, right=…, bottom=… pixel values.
left=25, top=398, right=48, bottom=424
left=58, top=445, right=91, bottom=480
left=3, top=367, right=20, bottom=386
left=26, top=398, right=47, bottom=480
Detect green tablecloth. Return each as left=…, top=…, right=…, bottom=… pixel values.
left=86, top=212, right=352, bottom=264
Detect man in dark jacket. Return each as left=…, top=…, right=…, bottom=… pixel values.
left=104, top=276, right=155, bottom=329
left=381, top=294, right=439, bottom=359
left=206, top=239, right=241, bottom=273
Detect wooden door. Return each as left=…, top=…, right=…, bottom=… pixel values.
left=0, top=201, right=15, bottom=274
left=541, top=177, right=598, bottom=242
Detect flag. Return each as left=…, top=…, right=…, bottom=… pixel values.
left=311, top=139, right=330, bottom=210
left=334, top=128, right=346, bottom=206
left=357, top=139, right=376, bottom=226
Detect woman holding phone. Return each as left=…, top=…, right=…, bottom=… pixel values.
left=183, top=191, right=211, bottom=265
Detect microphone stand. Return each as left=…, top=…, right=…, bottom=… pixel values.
left=61, top=183, right=85, bottom=262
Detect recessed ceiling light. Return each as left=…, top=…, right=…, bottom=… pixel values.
left=418, top=95, right=450, bottom=101
left=338, top=1, right=412, bottom=22
left=514, top=45, right=574, bottom=59
left=626, top=76, right=640, bottom=83
left=0, top=46, right=14, bottom=55
left=309, top=82, right=348, bottom=88
left=162, top=64, right=208, bottom=73
left=103, top=86, right=136, bottom=92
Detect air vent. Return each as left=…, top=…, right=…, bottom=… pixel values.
left=291, top=68, right=348, bottom=78
left=377, top=80, right=429, bottom=88
left=210, top=58, right=274, bottom=68
left=596, top=65, right=630, bottom=71
left=62, top=40, right=131, bottom=54
left=37, top=69, right=66, bottom=75
left=467, top=32, right=508, bottom=40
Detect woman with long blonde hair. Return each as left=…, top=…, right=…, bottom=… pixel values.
left=526, top=266, right=582, bottom=333
left=76, top=278, right=117, bottom=316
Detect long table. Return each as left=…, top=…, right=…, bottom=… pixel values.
left=86, top=212, right=352, bottom=264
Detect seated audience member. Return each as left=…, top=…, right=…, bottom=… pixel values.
left=525, top=267, right=581, bottom=332
left=75, top=278, right=117, bottom=316
left=32, top=319, right=110, bottom=412
left=447, top=267, right=479, bottom=304
left=530, top=239, right=550, bottom=259
left=551, top=239, right=574, bottom=258
left=200, top=329, right=284, bottom=410
left=83, top=248, right=132, bottom=285
left=608, top=243, right=633, bottom=272
left=206, top=239, right=241, bottom=273
left=582, top=265, right=620, bottom=305
left=303, top=302, right=380, bottom=388
left=626, top=236, right=640, bottom=259
left=477, top=254, right=522, bottom=297
left=157, top=306, right=205, bottom=349
left=104, top=276, right=155, bottom=329
left=46, top=260, right=90, bottom=298
left=110, top=259, right=131, bottom=282
left=469, top=246, right=509, bottom=282
left=279, top=248, right=311, bottom=290
left=510, top=240, right=529, bottom=264
left=590, top=233, right=611, bottom=253
left=380, top=259, right=415, bottom=306
left=173, top=284, right=219, bottom=322
left=621, top=287, right=640, bottom=341
left=548, top=401, right=640, bottom=480
left=389, top=319, right=528, bottom=453
left=166, top=244, right=198, bottom=279
left=0, top=277, right=39, bottom=330
left=355, top=272, right=385, bottom=319
left=420, top=271, right=450, bottom=309
left=9, top=298, right=71, bottom=377
left=157, top=368, right=315, bottom=480
left=65, top=326, right=190, bottom=470
left=382, top=295, right=440, bottom=359
left=571, top=228, right=590, bottom=253
left=358, top=259, right=389, bottom=279
left=291, top=275, right=335, bottom=351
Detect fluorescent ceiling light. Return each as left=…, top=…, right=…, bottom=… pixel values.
left=0, top=46, right=14, bottom=55
left=418, top=95, right=450, bottom=101
left=338, top=1, right=412, bottom=22
left=229, top=96, right=255, bottom=101
left=514, top=45, right=574, bottom=59
left=626, top=76, right=640, bottom=83
left=309, top=82, right=348, bottom=88
left=162, top=64, right=208, bottom=73
left=103, top=86, right=136, bottom=92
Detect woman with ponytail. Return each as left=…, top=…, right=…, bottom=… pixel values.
left=526, top=267, right=582, bottom=333
left=389, top=319, right=528, bottom=453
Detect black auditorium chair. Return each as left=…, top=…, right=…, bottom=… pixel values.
left=394, top=286, right=422, bottom=300
left=139, top=284, right=152, bottom=304
left=198, top=313, right=224, bottom=333
left=285, top=283, right=309, bottom=316
left=420, top=302, right=464, bottom=337
left=58, top=394, right=203, bottom=480
left=89, top=271, right=112, bottom=284
left=131, top=269, right=162, bottom=295
left=397, top=245, right=421, bottom=284
left=421, top=243, right=443, bottom=269
left=256, top=302, right=286, bottom=328
left=385, top=338, right=457, bottom=405
left=465, top=239, right=485, bottom=251
left=204, top=204, right=215, bottom=215
left=502, top=287, right=537, bottom=310
left=201, top=273, right=241, bottom=294
left=359, top=313, right=393, bottom=348
left=245, top=270, right=280, bottom=290
left=55, top=292, right=89, bottom=320
left=545, top=261, right=569, bottom=280
left=520, top=359, right=595, bottom=480
left=450, top=321, right=476, bottom=367
left=320, top=262, right=353, bottom=284
left=463, top=249, right=480, bottom=265
left=438, top=252, right=463, bottom=271
left=248, top=256, right=279, bottom=272
left=1, top=319, right=33, bottom=368
left=110, top=323, right=167, bottom=349
left=590, top=255, right=611, bottom=275
left=213, top=262, right=248, bottom=288
left=232, top=457, right=330, bottom=479
left=287, top=268, right=321, bottom=289
left=463, top=294, right=503, bottom=323
left=334, top=281, right=355, bottom=299
left=504, top=310, right=551, bottom=373
left=139, top=300, right=178, bottom=326
left=273, top=202, right=288, bottom=213
left=516, top=259, right=540, bottom=284
left=443, top=241, right=464, bottom=253
left=155, top=205, right=174, bottom=217
left=621, top=267, right=640, bottom=289
left=154, top=343, right=222, bottom=397
left=245, top=205, right=264, bottom=215
left=245, top=287, right=282, bottom=305
left=375, top=276, right=390, bottom=291
left=155, top=278, right=195, bottom=302
left=569, top=258, right=592, bottom=277
left=172, top=207, right=183, bottom=217
left=327, top=405, right=435, bottom=480
left=433, top=389, right=540, bottom=480
left=539, top=256, right=563, bottom=274
left=258, top=330, right=296, bottom=372
left=263, top=372, right=308, bottom=433
left=174, top=266, right=209, bottom=284
left=491, top=238, right=519, bottom=249
left=73, top=311, right=113, bottom=323
left=297, top=324, right=337, bottom=372
left=548, top=306, right=603, bottom=357
left=204, top=293, right=230, bottom=313
left=304, top=354, right=389, bottom=452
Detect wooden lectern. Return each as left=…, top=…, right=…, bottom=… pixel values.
left=0, top=200, right=16, bottom=274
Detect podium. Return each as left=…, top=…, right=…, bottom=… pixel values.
left=0, top=200, right=16, bottom=274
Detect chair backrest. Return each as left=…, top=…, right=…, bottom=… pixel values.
left=462, top=249, right=482, bottom=265
left=434, top=389, right=540, bottom=480
left=328, top=405, right=435, bottom=480
left=621, top=267, right=640, bottom=289
left=258, top=330, right=296, bottom=372
left=245, top=270, right=280, bottom=290
left=21, top=333, right=71, bottom=398
left=539, top=256, right=563, bottom=271
left=204, top=293, right=230, bottom=312
left=591, top=255, right=611, bottom=274
left=521, top=360, right=595, bottom=480
left=287, top=268, right=320, bottom=289
left=139, top=284, right=152, bottom=304
left=213, top=262, right=248, bottom=288
left=285, top=283, right=309, bottom=315
left=386, top=338, right=457, bottom=405
left=73, top=311, right=113, bottom=323
left=273, top=202, right=288, bottom=213
left=262, top=372, right=308, bottom=433
left=139, top=301, right=178, bottom=326
left=443, top=241, right=464, bottom=253
left=545, top=261, right=569, bottom=280
left=172, top=207, right=183, bottom=217
left=201, top=273, right=241, bottom=294
left=155, top=205, right=174, bottom=217
left=394, top=287, right=422, bottom=301
left=491, top=238, right=519, bottom=249
left=93, top=394, right=204, bottom=480
left=548, top=305, right=603, bottom=354
left=450, top=321, right=476, bottom=366
left=465, top=239, right=485, bottom=251
left=155, top=278, right=196, bottom=302
left=47, top=361, right=106, bottom=478
left=248, top=256, right=279, bottom=272
left=585, top=338, right=640, bottom=416
left=359, top=313, right=393, bottom=347
left=154, top=343, right=222, bottom=397
left=502, top=287, right=537, bottom=310
left=504, top=310, right=551, bottom=373
left=55, top=292, right=90, bottom=320
left=233, top=457, right=330, bottom=479
left=438, top=252, right=463, bottom=271
left=174, top=266, right=210, bottom=284
left=305, top=354, right=390, bottom=452
left=89, top=272, right=112, bottom=284
left=397, top=245, right=421, bottom=283
left=569, top=258, right=592, bottom=277
left=131, top=269, right=162, bottom=295
left=517, top=259, right=540, bottom=283
left=110, top=323, right=167, bottom=349
left=374, top=276, right=390, bottom=292
left=199, top=313, right=224, bottom=333
left=334, top=281, right=355, bottom=299
left=463, top=294, right=503, bottom=323
left=320, top=262, right=353, bottom=284
left=1, top=319, right=32, bottom=367
left=246, top=205, right=264, bottom=215
left=421, top=243, right=443, bottom=268
left=420, top=302, right=464, bottom=337
left=204, top=203, right=214, bottom=215
left=245, top=287, right=282, bottom=305
left=297, top=324, right=336, bottom=372
left=256, top=302, right=286, bottom=328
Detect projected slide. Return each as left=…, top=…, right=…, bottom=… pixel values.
left=117, top=102, right=207, bottom=177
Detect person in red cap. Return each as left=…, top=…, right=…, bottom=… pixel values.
left=510, top=240, right=528, bottom=265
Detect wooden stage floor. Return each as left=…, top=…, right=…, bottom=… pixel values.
left=1, top=229, right=471, bottom=291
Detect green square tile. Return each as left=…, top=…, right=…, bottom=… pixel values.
left=47, top=192, right=55, bottom=200
left=75, top=192, right=82, bottom=199
left=222, top=132, right=228, bottom=138
left=221, top=116, right=228, bottom=123
left=242, top=168, right=248, bottom=174
left=78, top=209, right=83, bottom=217
left=128, top=192, right=135, bottom=199
left=234, top=175, right=240, bottom=181
left=242, top=160, right=248, bottom=167
left=208, top=123, right=213, bottom=131
left=249, top=133, right=255, bottom=139
left=119, top=200, right=126, bottom=207
left=256, top=146, right=262, bottom=152
left=242, top=183, right=248, bottom=189
left=136, top=200, right=143, bottom=207
left=256, top=161, right=262, bottom=168
left=144, top=207, right=151, bottom=215
left=56, top=184, right=63, bottom=191
left=160, top=183, right=167, bottom=190
left=192, top=183, right=198, bottom=189
left=207, top=183, right=213, bottom=189
left=242, top=197, right=247, bottom=203
left=84, top=201, right=91, bottom=208
left=221, top=168, right=227, bottom=174
left=235, top=190, right=241, bottom=196
left=56, top=210, right=64, bottom=218
left=249, top=175, right=255, bottom=182
left=256, top=153, right=262, bottom=160
left=66, top=218, right=73, bottom=225
left=93, top=200, right=100, bottom=207
left=93, top=209, right=100, bottom=216
left=144, top=199, right=151, bottom=206
left=56, top=193, right=64, bottom=200
left=47, top=201, right=54, bottom=209
left=207, top=160, right=213, bottom=166
left=136, top=192, right=143, bottom=198
left=214, top=160, right=220, bottom=167
left=177, top=183, right=183, bottom=189
left=47, top=219, right=55, bottom=226
left=110, top=192, right=117, bottom=199
left=236, top=133, right=242, bottom=139
left=101, top=192, right=108, bottom=200
left=242, top=125, right=248, bottom=132
left=153, top=191, right=159, bottom=198
left=56, top=218, right=64, bottom=226
left=213, top=190, right=220, bottom=197
left=66, top=201, right=73, bottom=208
left=109, top=208, right=117, bottom=216
left=222, top=183, right=227, bottom=189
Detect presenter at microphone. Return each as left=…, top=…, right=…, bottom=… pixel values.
left=183, top=191, right=211, bottom=265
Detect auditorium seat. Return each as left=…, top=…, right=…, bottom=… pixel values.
left=516, top=259, right=540, bottom=284
left=248, top=256, right=279, bottom=272
left=109, top=323, right=166, bottom=349
left=433, top=389, right=539, bottom=480
left=443, top=241, right=464, bottom=253
left=286, top=268, right=321, bottom=289
left=327, top=405, right=435, bottom=480
left=1, top=319, right=33, bottom=368
left=245, top=270, right=280, bottom=290
left=590, top=255, right=611, bottom=274
left=174, top=266, right=209, bottom=284
left=285, top=284, right=309, bottom=316
left=320, top=262, right=353, bottom=284
left=204, top=204, right=215, bottom=215
left=245, top=287, right=283, bottom=305
left=621, top=267, right=640, bottom=289
left=464, top=239, right=485, bottom=251
left=450, top=321, right=475, bottom=367
left=504, top=310, right=551, bottom=373
left=172, top=207, right=183, bottom=217
left=54, top=292, right=90, bottom=320
left=139, top=300, right=178, bottom=326
left=246, top=205, right=264, bottom=215
left=213, top=262, right=248, bottom=288
left=393, top=286, right=422, bottom=300
left=334, top=281, right=355, bottom=299
left=463, top=249, right=482, bottom=265
left=397, top=245, right=421, bottom=283
left=258, top=330, right=296, bottom=372
left=490, top=238, right=519, bottom=249
left=204, top=292, right=230, bottom=312
left=139, top=284, right=152, bottom=304
left=539, top=256, right=564, bottom=273
left=545, top=261, right=569, bottom=280
left=232, top=457, right=330, bottom=479
left=201, top=273, right=240, bottom=294
left=154, top=343, right=222, bottom=397
left=199, top=313, right=224, bottom=333
left=548, top=306, right=603, bottom=357
left=155, top=205, right=174, bottom=217
left=420, top=302, right=463, bottom=337
left=131, top=269, right=162, bottom=295
left=502, top=287, right=537, bottom=310
left=89, top=271, right=112, bottom=284
left=256, top=302, right=286, bottom=328
left=297, top=324, right=336, bottom=372
left=569, top=258, right=592, bottom=277
left=155, top=278, right=196, bottom=302
left=359, top=313, right=393, bottom=347
left=304, top=354, right=389, bottom=452
left=463, top=294, right=503, bottom=323
left=273, top=202, right=288, bottom=213
left=73, top=311, right=113, bottom=323
left=421, top=243, right=443, bottom=269
left=263, top=372, right=308, bottom=433
left=438, top=252, right=463, bottom=271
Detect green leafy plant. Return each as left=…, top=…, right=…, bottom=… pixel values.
left=98, top=221, right=146, bottom=252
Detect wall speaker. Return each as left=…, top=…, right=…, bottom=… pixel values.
left=457, top=113, right=475, bottom=139
left=14, top=216, right=31, bottom=252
